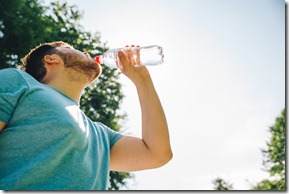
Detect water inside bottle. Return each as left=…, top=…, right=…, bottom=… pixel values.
left=102, top=49, right=119, bottom=68
left=103, top=57, right=118, bottom=68
left=139, top=46, right=164, bottom=66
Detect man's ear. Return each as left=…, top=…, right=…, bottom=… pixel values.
left=44, top=54, right=61, bottom=65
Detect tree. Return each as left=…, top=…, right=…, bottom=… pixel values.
left=253, top=108, right=286, bottom=190
left=0, top=0, right=50, bottom=68
left=0, top=0, right=131, bottom=190
left=212, top=177, right=233, bottom=190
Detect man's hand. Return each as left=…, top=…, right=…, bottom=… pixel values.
left=116, top=45, right=150, bottom=86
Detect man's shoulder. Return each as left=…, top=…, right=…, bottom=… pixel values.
left=0, top=68, right=28, bottom=80
left=0, top=67, right=22, bottom=75
left=0, top=68, right=39, bottom=87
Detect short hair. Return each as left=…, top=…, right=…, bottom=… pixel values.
left=21, top=41, right=72, bottom=82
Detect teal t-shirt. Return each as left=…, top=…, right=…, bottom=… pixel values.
left=0, top=68, right=123, bottom=190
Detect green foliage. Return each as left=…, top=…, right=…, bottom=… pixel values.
left=212, top=177, right=233, bottom=190
left=253, top=179, right=285, bottom=190
left=0, top=0, right=131, bottom=190
left=0, top=0, right=49, bottom=68
left=109, top=171, right=133, bottom=190
left=253, top=108, right=286, bottom=190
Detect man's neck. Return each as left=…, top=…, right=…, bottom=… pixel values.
left=46, top=76, right=86, bottom=104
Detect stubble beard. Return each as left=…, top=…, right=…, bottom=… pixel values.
left=61, top=53, right=102, bottom=85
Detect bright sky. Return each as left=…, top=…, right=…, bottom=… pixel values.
left=48, top=0, right=285, bottom=190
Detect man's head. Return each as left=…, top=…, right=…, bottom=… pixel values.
left=22, top=41, right=101, bottom=85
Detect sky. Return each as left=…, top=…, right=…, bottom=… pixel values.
left=45, top=0, right=285, bottom=190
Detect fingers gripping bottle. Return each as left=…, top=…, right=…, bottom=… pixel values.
left=94, top=45, right=164, bottom=68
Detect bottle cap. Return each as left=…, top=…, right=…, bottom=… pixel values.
left=94, top=56, right=103, bottom=64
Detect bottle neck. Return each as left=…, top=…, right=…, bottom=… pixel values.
left=94, top=55, right=103, bottom=64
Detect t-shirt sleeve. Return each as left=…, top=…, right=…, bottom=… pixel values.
left=108, top=128, right=124, bottom=148
left=0, top=68, right=28, bottom=123
left=97, top=122, right=124, bottom=149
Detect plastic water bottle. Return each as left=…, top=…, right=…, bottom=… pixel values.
left=94, top=45, right=164, bottom=68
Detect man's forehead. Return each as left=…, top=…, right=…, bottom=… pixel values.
left=59, top=44, right=74, bottom=49
left=56, top=44, right=75, bottom=50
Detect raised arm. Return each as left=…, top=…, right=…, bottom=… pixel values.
left=109, top=46, right=173, bottom=172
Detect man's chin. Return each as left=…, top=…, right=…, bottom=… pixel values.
left=94, top=62, right=102, bottom=78
left=87, top=64, right=102, bottom=86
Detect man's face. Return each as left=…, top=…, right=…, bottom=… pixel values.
left=56, top=46, right=102, bottom=84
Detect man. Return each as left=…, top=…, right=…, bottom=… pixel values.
left=0, top=41, right=172, bottom=190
